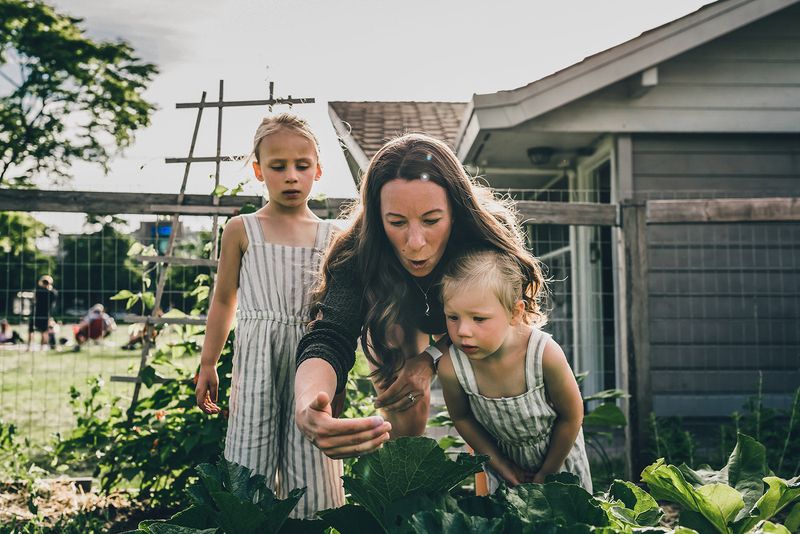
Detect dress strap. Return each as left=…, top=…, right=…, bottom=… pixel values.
left=449, top=346, right=480, bottom=395
left=312, top=220, right=330, bottom=251
left=241, top=214, right=262, bottom=246
left=526, top=327, right=551, bottom=390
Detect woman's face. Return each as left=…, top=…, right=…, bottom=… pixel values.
left=380, top=178, right=453, bottom=277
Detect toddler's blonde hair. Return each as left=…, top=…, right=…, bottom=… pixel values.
left=443, top=248, right=543, bottom=325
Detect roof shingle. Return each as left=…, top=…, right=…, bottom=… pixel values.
left=329, top=101, right=467, bottom=160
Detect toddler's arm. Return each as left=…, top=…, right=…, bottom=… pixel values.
left=438, top=350, right=532, bottom=486
left=536, top=338, right=585, bottom=482
left=196, top=217, right=244, bottom=414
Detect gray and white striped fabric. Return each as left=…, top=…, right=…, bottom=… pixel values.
left=224, top=214, right=344, bottom=518
left=450, top=327, right=593, bottom=494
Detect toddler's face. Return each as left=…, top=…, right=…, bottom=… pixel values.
left=444, top=289, right=513, bottom=361
left=252, top=129, right=321, bottom=209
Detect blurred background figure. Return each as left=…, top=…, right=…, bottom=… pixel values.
left=0, top=319, right=22, bottom=344
left=72, top=303, right=116, bottom=351
left=27, top=275, right=58, bottom=350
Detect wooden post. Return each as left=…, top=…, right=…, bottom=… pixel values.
left=620, top=200, right=652, bottom=477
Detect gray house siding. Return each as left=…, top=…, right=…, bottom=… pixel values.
left=632, top=133, right=800, bottom=417
left=519, top=4, right=800, bottom=135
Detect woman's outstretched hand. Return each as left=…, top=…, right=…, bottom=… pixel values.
left=296, top=391, right=392, bottom=459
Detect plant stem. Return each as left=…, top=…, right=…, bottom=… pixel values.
left=777, top=387, right=800, bottom=475
left=756, top=370, right=763, bottom=443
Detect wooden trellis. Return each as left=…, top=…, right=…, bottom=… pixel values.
left=109, top=81, right=314, bottom=417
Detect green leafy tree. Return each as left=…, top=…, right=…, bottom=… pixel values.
left=0, top=0, right=158, bottom=187
left=58, top=221, right=144, bottom=317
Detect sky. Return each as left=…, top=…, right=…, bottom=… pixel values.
left=29, top=0, right=715, bottom=232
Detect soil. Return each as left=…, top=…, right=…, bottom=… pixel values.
left=0, top=479, right=173, bottom=532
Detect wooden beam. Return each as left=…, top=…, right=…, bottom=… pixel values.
left=621, top=201, right=652, bottom=475
left=165, top=155, right=245, bottom=164
left=132, top=255, right=218, bottom=267
left=148, top=205, right=240, bottom=215
left=516, top=201, right=619, bottom=227
left=176, top=97, right=314, bottom=109
left=0, top=189, right=351, bottom=218
left=121, top=315, right=207, bottom=326
left=647, top=197, right=800, bottom=224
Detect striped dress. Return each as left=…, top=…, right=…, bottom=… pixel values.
left=450, top=327, right=593, bottom=494
left=224, top=214, right=345, bottom=518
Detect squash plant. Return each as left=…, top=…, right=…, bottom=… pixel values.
left=123, top=433, right=799, bottom=534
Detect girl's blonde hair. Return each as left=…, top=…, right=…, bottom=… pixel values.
left=442, top=248, right=545, bottom=325
left=252, top=113, right=320, bottom=163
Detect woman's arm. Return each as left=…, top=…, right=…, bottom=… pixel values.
left=534, top=338, right=585, bottom=482
left=438, top=351, right=531, bottom=486
left=369, top=331, right=433, bottom=437
left=195, top=218, right=244, bottom=414
left=295, top=262, right=392, bottom=458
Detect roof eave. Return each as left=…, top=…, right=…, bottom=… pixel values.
left=454, top=0, right=800, bottom=143
left=328, top=104, right=371, bottom=173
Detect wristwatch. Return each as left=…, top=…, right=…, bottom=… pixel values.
left=423, top=344, right=443, bottom=371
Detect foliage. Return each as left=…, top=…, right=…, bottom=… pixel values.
left=642, top=433, right=800, bottom=534
left=118, top=434, right=800, bottom=533
left=646, top=387, right=800, bottom=480
left=0, top=0, right=158, bottom=187
left=55, top=271, right=230, bottom=507
left=126, top=457, right=305, bottom=534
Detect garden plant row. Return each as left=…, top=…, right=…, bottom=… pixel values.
left=127, top=433, right=799, bottom=534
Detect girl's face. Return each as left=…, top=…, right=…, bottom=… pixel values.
left=252, top=129, right=321, bottom=209
left=380, top=178, right=453, bottom=277
left=444, top=288, right=524, bottom=361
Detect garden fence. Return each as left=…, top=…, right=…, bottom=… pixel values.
left=0, top=189, right=798, bottom=477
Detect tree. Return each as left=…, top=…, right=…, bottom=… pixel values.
left=0, top=0, right=158, bottom=187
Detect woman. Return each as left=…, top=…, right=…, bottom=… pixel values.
left=294, top=133, right=545, bottom=459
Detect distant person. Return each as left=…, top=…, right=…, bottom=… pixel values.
left=0, top=319, right=22, bottom=344
left=27, top=275, right=58, bottom=350
left=73, top=303, right=116, bottom=351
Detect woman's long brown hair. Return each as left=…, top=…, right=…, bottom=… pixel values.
left=310, top=133, right=546, bottom=383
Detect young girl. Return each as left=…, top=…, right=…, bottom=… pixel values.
left=436, top=248, right=592, bottom=493
left=195, top=113, right=345, bottom=518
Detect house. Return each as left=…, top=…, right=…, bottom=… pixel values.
left=328, top=0, right=800, bottom=418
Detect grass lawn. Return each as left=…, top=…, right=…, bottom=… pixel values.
left=0, top=324, right=199, bottom=444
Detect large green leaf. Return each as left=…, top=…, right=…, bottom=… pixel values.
left=749, top=520, right=791, bottom=534
left=584, top=403, right=627, bottom=428
left=604, top=480, right=663, bottom=527
left=408, top=510, right=505, bottom=533
left=342, top=437, right=485, bottom=527
left=209, top=492, right=269, bottom=534
left=642, top=459, right=743, bottom=534
left=726, top=434, right=769, bottom=521
left=784, top=502, right=800, bottom=532
left=492, top=482, right=607, bottom=528
left=734, top=476, right=800, bottom=534
left=541, top=482, right=609, bottom=528
left=316, top=504, right=383, bottom=533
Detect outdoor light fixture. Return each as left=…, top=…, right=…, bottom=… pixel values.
left=527, top=146, right=555, bottom=166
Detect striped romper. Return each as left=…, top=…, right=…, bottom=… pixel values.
left=450, top=327, right=593, bottom=494
left=224, top=214, right=345, bottom=518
